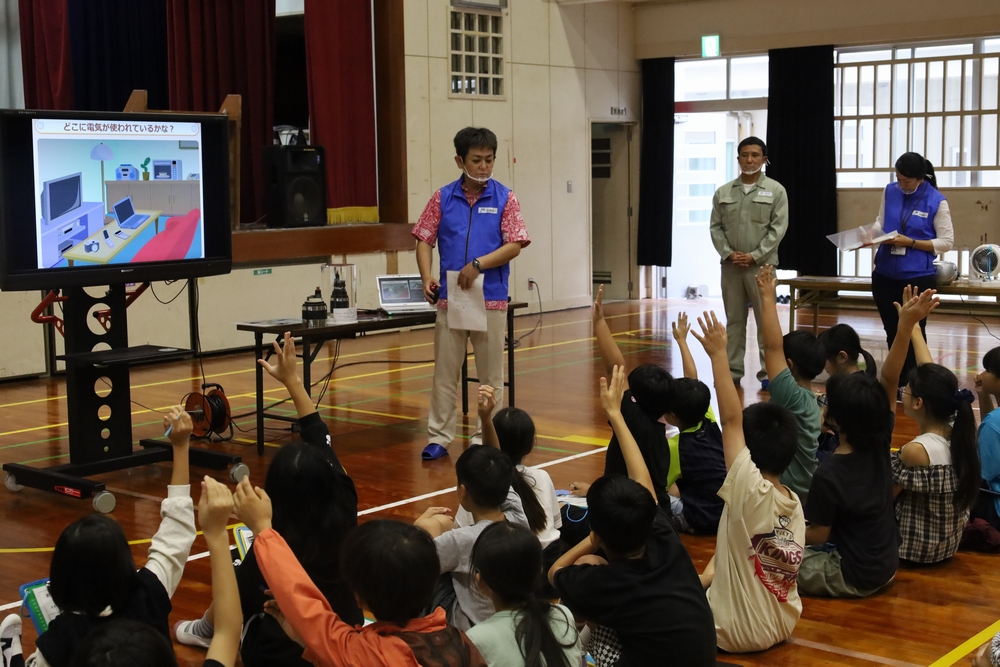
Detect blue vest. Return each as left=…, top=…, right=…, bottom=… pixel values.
left=437, top=177, right=511, bottom=302
left=874, top=182, right=946, bottom=280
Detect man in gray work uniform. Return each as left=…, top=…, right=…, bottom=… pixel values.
left=709, top=136, right=789, bottom=388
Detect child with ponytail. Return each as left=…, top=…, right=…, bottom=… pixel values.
left=468, top=523, right=580, bottom=667
left=818, top=324, right=878, bottom=378
left=893, top=291, right=980, bottom=563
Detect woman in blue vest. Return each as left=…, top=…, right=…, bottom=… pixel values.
left=868, top=152, right=953, bottom=386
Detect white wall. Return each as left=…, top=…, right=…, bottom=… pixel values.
left=403, top=0, right=641, bottom=312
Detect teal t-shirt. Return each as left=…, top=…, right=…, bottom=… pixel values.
left=767, top=367, right=820, bottom=504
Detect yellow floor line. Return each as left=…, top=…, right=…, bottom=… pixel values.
left=928, top=619, right=1000, bottom=667
left=0, top=522, right=245, bottom=554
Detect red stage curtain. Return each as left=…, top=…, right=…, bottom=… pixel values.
left=166, top=0, right=274, bottom=225
left=304, top=0, right=379, bottom=223
left=19, top=0, right=74, bottom=109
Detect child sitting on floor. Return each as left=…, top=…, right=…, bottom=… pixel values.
left=549, top=366, right=716, bottom=667
left=816, top=323, right=878, bottom=461
left=66, top=476, right=243, bottom=667
left=582, top=285, right=674, bottom=507
left=691, top=311, right=806, bottom=653
left=973, top=346, right=1000, bottom=530
left=232, top=481, right=487, bottom=667
left=893, top=301, right=980, bottom=563
left=175, top=332, right=361, bottom=666
left=477, top=385, right=564, bottom=574
left=664, top=312, right=726, bottom=534
left=467, top=522, right=581, bottom=666
left=799, top=288, right=939, bottom=598
left=756, top=266, right=824, bottom=505
left=415, top=446, right=528, bottom=630
left=6, top=407, right=197, bottom=667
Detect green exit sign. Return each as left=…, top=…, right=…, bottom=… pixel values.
left=253, top=268, right=272, bottom=276
left=702, top=34, right=720, bottom=58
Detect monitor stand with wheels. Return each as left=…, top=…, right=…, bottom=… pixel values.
left=2, top=284, right=247, bottom=513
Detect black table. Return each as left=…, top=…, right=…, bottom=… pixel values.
left=236, top=302, right=527, bottom=454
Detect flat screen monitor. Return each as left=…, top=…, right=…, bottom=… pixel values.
left=0, top=110, right=232, bottom=290
left=42, top=172, right=82, bottom=222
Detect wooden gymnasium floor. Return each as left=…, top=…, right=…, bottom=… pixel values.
left=0, top=298, right=998, bottom=666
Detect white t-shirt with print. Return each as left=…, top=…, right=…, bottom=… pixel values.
left=706, top=448, right=805, bottom=653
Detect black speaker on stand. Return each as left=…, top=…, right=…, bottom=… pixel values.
left=263, top=145, right=327, bottom=228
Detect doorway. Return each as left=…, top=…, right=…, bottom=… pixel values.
left=591, top=123, right=639, bottom=301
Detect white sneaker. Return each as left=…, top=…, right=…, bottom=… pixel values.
left=0, top=614, right=22, bottom=667
left=173, top=619, right=213, bottom=649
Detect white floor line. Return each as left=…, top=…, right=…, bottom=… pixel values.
left=0, top=445, right=606, bottom=615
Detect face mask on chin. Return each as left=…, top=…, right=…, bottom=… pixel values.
left=900, top=185, right=918, bottom=195
left=741, top=164, right=763, bottom=176
left=464, top=167, right=492, bottom=184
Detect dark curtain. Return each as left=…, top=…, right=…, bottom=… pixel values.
left=67, top=0, right=169, bottom=112
left=304, top=0, right=379, bottom=223
left=637, top=57, right=675, bottom=267
left=166, top=0, right=275, bottom=225
left=767, top=45, right=838, bottom=276
left=19, top=0, right=73, bottom=109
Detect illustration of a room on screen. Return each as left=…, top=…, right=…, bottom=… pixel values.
left=34, top=132, right=205, bottom=270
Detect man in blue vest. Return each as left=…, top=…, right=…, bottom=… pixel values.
left=413, top=127, right=530, bottom=460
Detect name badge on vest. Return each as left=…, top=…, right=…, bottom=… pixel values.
left=478, top=207, right=498, bottom=214
left=891, top=246, right=907, bottom=256
left=758, top=191, right=772, bottom=197
left=913, top=210, right=929, bottom=218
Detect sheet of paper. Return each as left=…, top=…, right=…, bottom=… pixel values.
left=826, top=224, right=898, bottom=251
left=446, top=271, right=488, bottom=331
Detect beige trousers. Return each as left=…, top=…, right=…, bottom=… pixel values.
left=427, top=308, right=506, bottom=445
left=720, top=261, right=766, bottom=382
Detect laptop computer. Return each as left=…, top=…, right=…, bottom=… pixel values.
left=376, top=274, right=435, bottom=315
left=112, top=197, right=151, bottom=230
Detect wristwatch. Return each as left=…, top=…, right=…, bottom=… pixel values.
left=472, top=258, right=482, bottom=272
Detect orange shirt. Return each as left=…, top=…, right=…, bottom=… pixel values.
left=254, top=528, right=475, bottom=667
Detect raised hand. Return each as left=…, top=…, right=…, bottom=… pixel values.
left=755, top=264, right=778, bottom=296
left=593, top=285, right=605, bottom=323
left=896, top=287, right=940, bottom=330
left=198, top=476, right=234, bottom=538
left=233, top=477, right=273, bottom=536
left=691, top=310, right=728, bottom=358
left=258, top=331, right=300, bottom=387
left=164, top=405, right=193, bottom=447
left=599, top=365, right=627, bottom=417
left=477, top=384, right=497, bottom=418
left=893, top=284, right=915, bottom=316
left=672, top=312, right=691, bottom=342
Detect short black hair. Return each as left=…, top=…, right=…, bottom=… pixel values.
left=669, top=377, right=711, bottom=429
left=984, top=347, right=1000, bottom=376
left=826, top=373, right=892, bottom=452
left=743, top=402, right=798, bottom=476
left=455, top=445, right=513, bottom=509
left=340, top=520, right=440, bottom=626
left=738, top=136, right=766, bottom=155
left=454, top=127, right=498, bottom=160
left=627, top=364, right=673, bottom=419
left=587, top=476, right=657, bottom=555
left=50, top=514, right=138, bottom=616
left=68, top=619, right=178, bottom=667
left=783, top=330, right=825, bottom=380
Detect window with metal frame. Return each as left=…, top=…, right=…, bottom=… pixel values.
left=449, top=8, right=504, bottom=98
left=834, top=38, right=1000, bottom=189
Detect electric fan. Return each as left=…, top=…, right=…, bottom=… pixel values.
left=970, top=244, right=1000, bottom=281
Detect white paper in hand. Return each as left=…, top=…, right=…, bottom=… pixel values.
left=446, top=270, right=488, bottom=331
left=827, top=224, right=898, bottom=251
